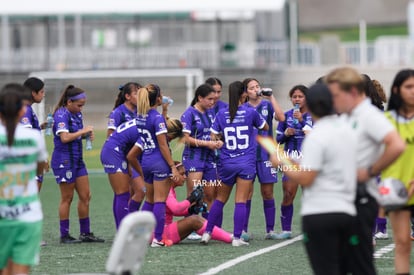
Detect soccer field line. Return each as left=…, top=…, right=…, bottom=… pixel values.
left=198, top=235, right=303, bottom=275
left=373, top=243, right=395, bottom=259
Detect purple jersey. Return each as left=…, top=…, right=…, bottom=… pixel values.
left=181, top=106, right=213, bottom=161
left=276, top=109, right=313, bottom=153
left=20, top=105, right=40, bottom=130
left=211, top=104, right=266, bottom=163
left=51, top=107, right=85, bottom=168
left=207, top=100, right=228, bottom=122
left=103, top=118, right=144, bottom=156
left=107, top=104, right=137, bottom=131
left=137, top=109, right=168, bottom=160
left=244, top=100, right=274, bottom=161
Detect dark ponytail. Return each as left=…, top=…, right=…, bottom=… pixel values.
left=0, top=84, right=25, bottom=146
left=113, top=82, right=142, bottom=109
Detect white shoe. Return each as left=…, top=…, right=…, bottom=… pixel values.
left=187, top=232, right=202, bottom=240
left=200, top=233, right=211, bottom=245
left=232, top=238, right=249, bottom=247
left=274, top=231, right=292, bottom=240
left=264, top=231, right=278, bottom=240
left=241, top=230, right=252, bottom=242
left=151, top=238, right=165, bottom=248
left=374, top=232, right=389, bottom=240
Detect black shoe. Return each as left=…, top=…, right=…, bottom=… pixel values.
left=79, top=232, right=105, bottom=243
left=60, top=235, right=82, bottom=244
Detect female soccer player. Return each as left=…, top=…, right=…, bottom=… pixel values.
left=106, top=82, right=141, bottom=137
left=131, top=84, right=181, bottom=247
left=163, top=162, right=232, bottom=245
left=201, top=81, right=268, bottom=246
left=381, top=69, right=414, bottom=275
left=242, top=77, right=285, bottom=240
left=21, top=77, right=49, bottom=192
left=0, top=84, right=48, bottom=275
left=106, top=82, right=145, bottom=214
left=275, top=85, right=313, bottom=239
left=181, top=84, right=223, bottom=213
left=51, top=85, right=104, bottom=244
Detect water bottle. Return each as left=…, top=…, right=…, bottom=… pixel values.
left=293, top=104, right=300, bottom=125
left=85, top=134, right=92, bottom=150
left=162, top=96, right=174, bottom=106
left=45, top=113, right=54, bottom=136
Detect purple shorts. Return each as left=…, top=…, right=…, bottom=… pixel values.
left=53, top=166, right=88, bottom=184
left=256, top=160, right=278, bottom=184
left=217, top=161, right=256, bottom=186
left=142, top=159, right=170, bottom=184
left=183, top=158, right=218, bottom=182
left=100, top=146, right=129, bottom=174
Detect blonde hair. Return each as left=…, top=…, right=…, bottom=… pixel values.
left=137, top=84, right=161, bottom=116
left=166, top=117, right=183, bottom=141
left=324, top=67, right=364, bottom=94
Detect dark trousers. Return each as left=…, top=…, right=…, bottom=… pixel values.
left=349, top=184, right=379, bottom=275
left=302, top=213, right=355, bottom=275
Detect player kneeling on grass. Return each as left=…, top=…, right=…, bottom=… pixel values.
left=162, top=162, right=232, bottom=245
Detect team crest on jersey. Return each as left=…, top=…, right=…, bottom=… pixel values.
left=65, top=170, right=73, bottom=179
left=122, top=161, right=127, bottom=170
left=58, top=122, right=66, bottom=129
left=261, top=109, right=268, bottom=116
left=108, top=118, right=115, bottom=126
left=159, top=122, right=165, bottom=129
left=21, top=117, right=29, bottom=124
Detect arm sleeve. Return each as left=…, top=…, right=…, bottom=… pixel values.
left=166, top=191, right=191, bottom=216
left=276, top=119, right=288, bottom=143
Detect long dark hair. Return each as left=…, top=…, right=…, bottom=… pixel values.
left=228, top=81, right=244, bottom=122
left=0, top=84, right=25, bottom=146
left=306, top=84, right=334, bottom=118
left=388, top=69, right=414, bottom=112
left=53, top=85, right=86, bottom=114
left=190, top=84, right=215, bottom=106
left=205, top=77, right=222, bottom=87
left=23, top=77, right=44, bottom=101
left=113, top=82, right=141, bottom=109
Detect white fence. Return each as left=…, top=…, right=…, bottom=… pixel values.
left=2, top=38, right=414, bottom=72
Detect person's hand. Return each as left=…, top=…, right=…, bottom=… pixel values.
left=293, top=110, right=302, bottom=122
left=284, top=128, right=296, bottom=136
left=83, top=125, right=94, bottom=140
left=187, top=186, right=204, bottom=203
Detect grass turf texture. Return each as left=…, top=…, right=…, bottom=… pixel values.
left=32, top=130, right=409, bottom=274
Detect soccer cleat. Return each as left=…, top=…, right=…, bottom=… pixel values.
left=241, top=231, right=252, bottom=242
left=150, top=238, right=172, bottom=247
left=187, top=232, right=202, bottom=241
left=60, top=235, right=82, bottom=244
left=274, top=231, right=292, bottom=240
left=374, top=232, right=389, bottom=240
left=40, top=240, right=47, bottom=246
left=264, top=231, right=279, bottom=240
left=232, top=238, right=249, bottom=247
left=79, top=232, right=105, bottom=243
left=200, top=233, right=211, bottom=245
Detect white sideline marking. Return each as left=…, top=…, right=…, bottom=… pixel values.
left=373, top=243, right=395, bottom=259
left=198, top=235, right=303, bottom=275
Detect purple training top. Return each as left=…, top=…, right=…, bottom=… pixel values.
left=211, top=104, right=266, bottom=163
left=20, top=105, right=41, bottom=130
left=107, top=104, right=137, bottom=131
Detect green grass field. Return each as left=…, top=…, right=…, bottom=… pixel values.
left=31, top=131, right=409, bottom=274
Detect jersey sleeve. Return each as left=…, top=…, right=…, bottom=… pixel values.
left=154, top=115, right=168, bottom=136
left=20, top=108, right=33, bottom=128
left=107, top=110, right=119, bottom=130
left=365, top=110, right=395, bottom=143
left=210, top=110, right=222, bottom=135
left=253, top=109, right=266, bottom=130
left=181, top=108, right=193, bottom=135
left=54, top=110, right=70, bottom=135
left=166, top=190, right=190, bottom=216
